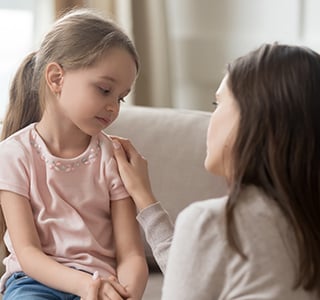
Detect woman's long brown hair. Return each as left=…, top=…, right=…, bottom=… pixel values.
left=226, top=43, right=320, bottom=294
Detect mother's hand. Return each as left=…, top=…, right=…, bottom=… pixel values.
left=111, top=137, right=157, bottom=211
left=81, top=274, right=130, bottom=300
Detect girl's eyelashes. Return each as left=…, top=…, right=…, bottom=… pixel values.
left=99, top=87, right=110, bottom=94
left=98, top=85, right=127, bottom=103
left=212, top=101, right=219, bottom=106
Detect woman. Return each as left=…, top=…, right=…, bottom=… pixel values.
left=112, top=43, right=320, bottom=299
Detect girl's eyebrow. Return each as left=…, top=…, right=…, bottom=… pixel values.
left=98, top=75, right=132, bottom=96
left=98, top=75, right=117, bottom=83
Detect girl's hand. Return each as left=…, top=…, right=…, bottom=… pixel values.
left=111, top=137, right=157, bottom=211
left=100, top=275, right=131, bottom=299
left=80, top=273, right=101, bottom=300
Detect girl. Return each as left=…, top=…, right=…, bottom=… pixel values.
left=112, top=43, right=320, bottom=299
left=0, top=8, right=148, bottom=300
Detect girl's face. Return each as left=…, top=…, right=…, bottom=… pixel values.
left=205, top=75, right=240, bottom=179
left=56, top=47, right=137, bottom=135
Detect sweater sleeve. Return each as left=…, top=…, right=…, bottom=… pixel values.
left=136, top=202, right=174, bottom=273
left=161, top=201, right=228, bottom=300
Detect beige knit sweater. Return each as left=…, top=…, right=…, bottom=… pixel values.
left=137, top=186, right=318, bottom=300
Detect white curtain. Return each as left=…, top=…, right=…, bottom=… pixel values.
left=55, top=0, right=320, bottom=112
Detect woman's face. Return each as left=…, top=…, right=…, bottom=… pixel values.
left=205, top=75, right=240, bottom=179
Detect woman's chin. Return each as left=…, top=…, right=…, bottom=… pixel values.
left=204, top=158, right=226, bottom=178
left=204, top=158, right=214, bottom=174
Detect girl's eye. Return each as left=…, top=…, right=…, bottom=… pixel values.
left=118, top=97, right=126, bottom=103
left=99, top=87, right=110, bottom=94
left=212, top=101, right=219, bottom=107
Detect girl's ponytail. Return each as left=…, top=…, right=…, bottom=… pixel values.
left=1, top=51, right=41, bottom=141
left=0, top=51, right=42, bottom=255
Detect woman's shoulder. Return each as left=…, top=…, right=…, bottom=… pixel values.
left=178, top=186, right=282, bottom=230
left=234, top=185, right=297, bottom=267
left=176, top=196, right=229, bottom=236
left=180, top=196, right=228, bottom=219
left=236, top=185, right=284, bottom=223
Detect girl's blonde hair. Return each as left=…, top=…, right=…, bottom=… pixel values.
left=0, top=8, right=139, bottom=243
left=1, top=8, right=139, bottom=141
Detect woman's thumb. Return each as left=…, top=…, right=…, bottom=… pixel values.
left=112, top=140, right=122, bottom=151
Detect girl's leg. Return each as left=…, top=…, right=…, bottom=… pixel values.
left=3, top=272, right=80, bottom=300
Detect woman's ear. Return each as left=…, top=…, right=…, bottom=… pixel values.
left=45, top=62, right=64, bottom=95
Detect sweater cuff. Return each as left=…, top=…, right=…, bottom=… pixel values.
left=137, top=202, right=174, bottom=246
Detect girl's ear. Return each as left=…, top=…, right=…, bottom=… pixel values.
left=45, top=62, right=64, bottom=95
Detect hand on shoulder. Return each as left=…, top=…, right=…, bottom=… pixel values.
left=111, top=136, right=157, bottom=211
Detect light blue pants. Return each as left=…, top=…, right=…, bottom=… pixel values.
left=3, top=272, right=80, bottom=300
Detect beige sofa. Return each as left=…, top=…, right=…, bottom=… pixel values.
left=0, top=105, right=227, bottom=299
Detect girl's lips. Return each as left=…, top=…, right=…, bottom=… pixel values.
left=96, top=116, right=111, bottom=127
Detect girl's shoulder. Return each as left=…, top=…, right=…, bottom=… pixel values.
left=0, top=124, right=36, bottom=158
left=97, top=131, right=113, bottom=152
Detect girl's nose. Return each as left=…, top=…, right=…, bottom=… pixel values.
left=104, top=99, right=119, bottom=112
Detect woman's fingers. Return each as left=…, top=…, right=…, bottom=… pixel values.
left=110, top=136, right=141, bottom=160
left=112, top=139, right=130, bottom=164
left=111, top=136, right=157, bottom=211
left=99, top=276, right=130, bottom=300
left=107, top=275, right=130, bottom=297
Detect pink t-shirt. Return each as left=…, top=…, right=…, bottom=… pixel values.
left=0, top=124, right=129, bottom=291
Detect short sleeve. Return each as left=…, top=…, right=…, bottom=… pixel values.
left=0, top=140, right=30, bottom=198
left=105, top=157, right=129, bottom=201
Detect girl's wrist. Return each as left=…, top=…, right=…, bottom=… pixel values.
left=77, top=272, right=94, bottom=298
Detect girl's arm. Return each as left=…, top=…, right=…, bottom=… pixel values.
left=111, top=197, right=149, bottom=300
left=0, top=190, right=93, bottom=298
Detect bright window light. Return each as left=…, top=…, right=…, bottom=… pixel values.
left=0, top=9, right=33, bottom=120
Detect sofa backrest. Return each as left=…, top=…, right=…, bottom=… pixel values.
left=106, top=105, right=228, bottom=267
left=107, top=105, right=227, bottom=218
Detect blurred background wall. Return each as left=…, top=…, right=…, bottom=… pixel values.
left=1, top=0, right=320, bottom=120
